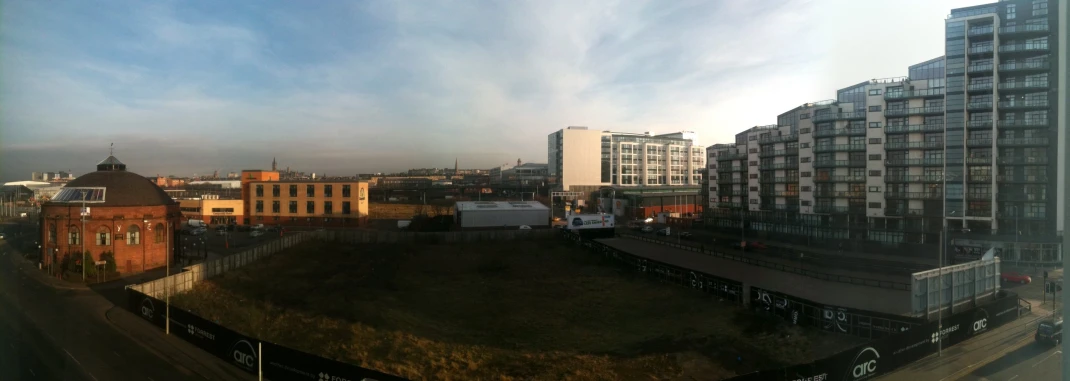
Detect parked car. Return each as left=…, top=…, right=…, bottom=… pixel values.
left=679, top=231, right=693, bottom=239
left=518, top=225, right=532, bottom=230
left=1001, top=271, right=1032, bottom=284
left=250, top=230, right=264, bottom=238
left=656, top=228, right=671, bottom=236
left=0, top=233, right=5, bottom=240
left=1036, top=317, right=1063, bottom=345
left=641, top=226, right=654, bottom=233
left=189, top=227, right=207, bottom=236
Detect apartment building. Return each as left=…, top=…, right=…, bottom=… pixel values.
left=548, top=127, right=706, bottom=194
left=241, top=170, right=370, bottom=228
left=704, top=0, right=1065, bottom=265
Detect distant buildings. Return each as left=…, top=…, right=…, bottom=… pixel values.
left=31, top=171, right=75, bottom=183
left=489, top=159, right=549, bottom=186
left=240, top=169, right=370, bottom=228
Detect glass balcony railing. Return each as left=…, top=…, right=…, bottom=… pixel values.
left=884, top=106, right=944, bottom=117
left=997, top=119, right=1048, bottom=128
left=965, top=138, right=992, bottom=147
left=966, top=82, right=994, bottom=92
left=883, top=88, right=945, bottom=100
left=885, top=123, right=945, bottom=134
left=998, top=24, right=1049, bottom=35
left=813, top=205, right=864, bottom=214
left=966, top=156, right=992, bottom=165
left=885, top=208, right=927, bottom=217
left=885, top=158, right=944, bottom=166
left=884, top=192, right=942, bottom=200
left=998, top=137, right=1049, bottom=146
left=813, top=128, right=866, bottom=138
left=965, top=120, right=993, bottom=129
left=812, top=112, right=866, bottom=122
left=758, top=162, right=799, bottom=170
left=884, top=141, right=944, bottom=150
left=967, top=26, right=994, bottom=36
left=968, top=45, right=994, bottom=55
left=758, top=134, right=799, bottom=144
left=718, top=152, right=748, bottom=161
left=997, top=61, right=1050, bottom=72
left=998, top=43, right=1049, bottom=54
left=996, top=175, right=1048, bottom=183
left=885, top=175, right=945, bottom=183
left=813, top=144, right=865, bottom=153
left=997, top=156, right=1048, bottom=164
left=997, top=81, right=1049, bottom=90
left=812, top=175, right=866, bottom=183
left=966, top=64, right=993, bottom=73
left=998, top=99, right=1049, bottom=109
left=967, top=175, right=992, bottom=182
left=758, top=148, right=799, bottom=157
left=812, top=160, right=867, bottom=168
left=966, top=101, right=993, bottom=110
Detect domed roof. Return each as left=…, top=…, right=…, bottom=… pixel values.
left=46, top=156, right=175, bottom=207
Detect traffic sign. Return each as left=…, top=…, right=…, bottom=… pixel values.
left=95, top=260, right=107, bottom=266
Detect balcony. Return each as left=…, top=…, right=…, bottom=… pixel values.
left=966, top=120, right=993, bottom=129
left=758, top=148, right=799, bottom=158
left=997, top=119, right=1048, bottom=129
left=813, top=144, right=865, bottom=153
left=996, top=175, right=1048, bottom=183
left=965, top=138, right=992, bottom=147
left=813, top=128, right=866, bottom=138
left=966, top=63, right=993, bottom=74
left=885, top=123, right=944, bottom=134
left=884, top=88, right=945, bottom=100
left=716, top=202, right=744, bottom=209
left=884, top=106, right=944, bottom=117
left=997, top=156, right=1048, bottom=165
left=968, top=45, right=994, bottom=56
left=758, top=134, right=799, bottom=144
left=966, top=156, right=992, bottom=165
left=998, top=99, right=1049, bottom=110
left=758, top=162, right=799, bottom=170
left=885, top=158, right=944, bottom=166
left=812, top=175, right=866, bottom=183
left=718, top=190, right=748, bottom=197
left=998, top=24, right=1049, bottom=36
left=997, top=81, right=1049, bottom=91
left=885, top=208, right=927, bottom=217
left=965, top=209, right=993, bottom=217
left=811, top=112, right=867, bottom=122
left=885, top=175, right=944, bottom=183
left=761, top=191, right=800, bottom=197
left=967, top=26, right=994, bottom=37
left=997, top=193, right=1046, bottom=202
left=998, top=137, right=1049, bottom=146
left=717, top=166, right=745, bottom=172
left=998, top=61, right=1050, bottom=73
left=813, top=205, right=864, bottom=214
left=719, top=152, right=748, bottom=161
left=884, top=141, right=944, bottom=150
left=884, top=192, right=942, bottom=200
left=966, top=101, right=993, bottom=110
left=965, top=193, right=993, bottom=201
left=812, top=160, right=867, bottom=168
left=966, top=82, right=994, bottom=92
left=759, top=176, right=799, bottom=184
left=998, top=43, right=1049, bottom=54
left=967, top=175, right=992, bottom=183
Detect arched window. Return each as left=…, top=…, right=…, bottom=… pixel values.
left=127, top=225, right=141, bottom=245
left=48, top=224, right=57, bottom=243
left=68, top=225, right=80, bottom=245
left=155, top=223, right=165, bottom=243
left=96, top=226, right=111, bottom=246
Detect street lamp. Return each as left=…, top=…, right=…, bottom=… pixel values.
left=1011, top=206, right=1019, bottom=264
left=143, top=219, right=149, bottom=272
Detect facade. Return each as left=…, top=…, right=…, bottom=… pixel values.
left=548, top=126, right=706, bottom=194
left=148, top=176, right=187, bottom=188
left=705, top=0, right=1064, bottom=265
left=31, top=171, right=75, bottom=182
left=488, top=159, right=549, bottom=186
left=242, top=170, right=370, bottom=228
left=453, top=201, right=550, bottom=228
left=178, top=196, right=243, bottom=225
left=39, top=156, right=181, bottom=275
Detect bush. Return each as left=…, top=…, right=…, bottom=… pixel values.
left=100, top=251, right=118, bottom=273
left=82, top=251, right=98, bottom=278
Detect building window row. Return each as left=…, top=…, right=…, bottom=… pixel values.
left=255, top=184, right=359, bottom=198
left=255, top=200, right=354, bottom=215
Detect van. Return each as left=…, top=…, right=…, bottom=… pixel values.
left=187, top=219, right=207, bottom=228
left=1036, top=318, right=1062, bottom=345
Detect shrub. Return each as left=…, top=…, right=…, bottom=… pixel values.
left=100, top=251, right=118, bottom=273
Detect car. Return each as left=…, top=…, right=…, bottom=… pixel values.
left=641, top=226, right=654, bottom=233
left=0, top=233, right=5, bottom=239
left=679, top=231, right=693, bottom=239
left=518, top=225, right=532, bottom=230
left=656, top=228, right=671, bottom=236
left=1036, top=318, right=1063, bottom=345
left=216, top=228, right=227, bottom=236
left=1001, top=271, right=1032, bottom=284
left=250, top=230, right=264, bottom=237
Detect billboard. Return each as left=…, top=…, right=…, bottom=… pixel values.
left=567, top=214, right=615, bottom=230
left=612, top=199, right=628, bottom=217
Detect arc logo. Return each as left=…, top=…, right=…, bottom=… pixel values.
left=230, top=340, right=258, bottom=372
left=140, top=298, right=155, bottom=320
left=843, top=347, right=880, bottom=380
left=970, top=308, right=990, bottom=335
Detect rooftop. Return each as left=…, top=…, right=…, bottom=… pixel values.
left=455, top=201, right=549, bottom=211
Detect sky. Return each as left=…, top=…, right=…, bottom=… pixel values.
left=0, top=0, right=982, bottom=182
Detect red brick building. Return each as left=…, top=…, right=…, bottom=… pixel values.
left=39, top=156, right=181, bottom=276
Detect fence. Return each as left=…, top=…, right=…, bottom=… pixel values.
left=620, top=234, right=913, bottom=291
left=319, top=228, right=558, bottom=244
left=131, top=232, right=312, bottom=298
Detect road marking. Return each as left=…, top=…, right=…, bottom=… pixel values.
left=112, top=350, right=120, bottom=357
left=1008, top=375, right=1018, bottom=381
left=62, top=348, right=97, bottom=381
left=1032, top=350, right=1061, bottom=367
left=29, top=369, right=34, bottom=377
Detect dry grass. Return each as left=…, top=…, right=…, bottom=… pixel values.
left=369, top=203, right=453, bottom=219
left=172, top=240, right=862, bottom=381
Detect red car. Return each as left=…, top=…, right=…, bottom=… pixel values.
left=1000, top=271, right=1032, bottom=284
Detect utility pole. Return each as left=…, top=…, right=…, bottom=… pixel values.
left=81, top=192, right=87, bottom=282
left=166, top=221, right=171, bottom=335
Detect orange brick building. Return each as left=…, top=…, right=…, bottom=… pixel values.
left=241, top=170, right=369, bottom=228
left=39, top=156, right=181, bottom=275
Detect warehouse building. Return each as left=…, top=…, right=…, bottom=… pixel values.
left=454, top=201, right=550, bottom=229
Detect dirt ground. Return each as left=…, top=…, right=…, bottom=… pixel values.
left=369, top=203, right=453, bottom=219
left=172, top=240, right=863, bottom=381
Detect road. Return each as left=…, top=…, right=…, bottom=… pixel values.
left=0, top=246, right=202, bottom=380
left=958, top=341, right=1061, bottom=381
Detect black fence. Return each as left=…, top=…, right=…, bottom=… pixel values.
left=620, top=234, right=912, bottom=290
left=126, top=288, right=408, bottom=381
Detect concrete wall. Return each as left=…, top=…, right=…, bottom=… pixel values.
left=560, top=128, right=605, bottom=191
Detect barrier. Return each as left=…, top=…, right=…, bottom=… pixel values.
left=318, top=228, right=558, bottom=244
left=127, top=288, right=408, bottom=381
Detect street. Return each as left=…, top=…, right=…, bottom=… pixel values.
left=959, top=342, right=1061, bottom=381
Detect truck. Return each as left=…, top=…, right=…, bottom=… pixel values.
left=1035, top=317, right=1062, bottom=345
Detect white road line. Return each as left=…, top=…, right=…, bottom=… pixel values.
left=28, top=369, right=34, bottom=377
left=62, top=348, right=97, bottom=381
left=1032, top=350, right=1061, bottom=367
left=1008, top=375, right=1018, bottom=381
left=112, top=350, right=120, bottom=357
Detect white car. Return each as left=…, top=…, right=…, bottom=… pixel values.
left=0, top=233, right=5, bottom=239
left=250, top=230, right=264, bottom=237
left=518, top=225, right=532, bottom=230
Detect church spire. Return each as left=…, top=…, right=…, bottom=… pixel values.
left=272, top=157, right=277, bottom=171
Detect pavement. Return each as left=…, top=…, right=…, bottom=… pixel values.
left=0, top=233, right=254, bottom=381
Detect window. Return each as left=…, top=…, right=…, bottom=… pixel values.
left=869, top=122, right=882, bottom=128
left=869, top=138, right=882, bottom=144
left=750, top=199, right=758, bottom=204
left=869, top=154, right=882, bottom=160
left=1006, top=3, right=1015, bottom=19
left=1032, top=0, right=1047, bottom=16
left=869, top=202, right=882, bottom=209
left=154, top=223, right=165, bottom=243
left=749, top=135, right=757, bottom=141
left=68, top=226, right=80, bottom=245
left=289, top=185, right=298, bottom=197
left=342, top=201, right=352, bottom=215
left=800, top=113, right=810, bottom=119
left=800, top=157, right=811, bottom=163
left=324, top=185, right=333, bottom=197
left=749, top=148, right=758, bottom=153
left=127, top=225, right=140, bottom=245
left=800, top=128, right=811, bottom=134
left=869, top=89, right=882, bottom=96
left=48, top=224, right=56, bottom=243
left=869, top=170, right=882, bottom=176
left=801, top=200, right=812, bottom=206
left=801, top=142, right=810, bottom=148
left=289, top=201, right=298, bottom=213
left=255, top=185, right=263, bottom=197
left=96, top=227, right=111, bottom=246
left=749, top=186, right=759, bottom=191
left=306, top=185, right=315, bottom=197
left=801, top=172, right=812, bottom=177
left=255, top=200, right=263, bottom=213
left=749, top=174, right=758, bottom=179
left=272, top=185, right=280, bottom=197
left=802, top=186, right=812, bottom=192
left=868, top=105, right=882, bottom=112
left=306, top=201, right=315, bottom=214
left=342, top=185, right=351, bottom=197
left=869, top=186, right=881, bottom=192
left=272, top=201, right=280, bottom=213
left=324, top=201, right=333, bottom=215
left=749, top=161, right=757, bottom=166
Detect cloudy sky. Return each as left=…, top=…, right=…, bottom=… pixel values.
left=0, top=0, right=980, bottom=182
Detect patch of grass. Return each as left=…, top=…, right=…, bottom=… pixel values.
left=172, top=240, right=862, bottom=381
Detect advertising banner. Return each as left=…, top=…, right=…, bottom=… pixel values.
left=749, top=286, right=920, bottom=340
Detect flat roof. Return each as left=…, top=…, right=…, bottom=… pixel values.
left=248, top=179, right=369, bottom=184
left=455, top=201, right=549, bottom=211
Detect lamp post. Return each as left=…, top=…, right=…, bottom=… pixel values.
left=143, top=219, right=149, bottom=272
left=81, top=191, right=87, bottom=282
left=166, top=221, right=171, bottom=335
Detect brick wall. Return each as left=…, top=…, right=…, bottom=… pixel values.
left=40, top=203, right=181, bottom=274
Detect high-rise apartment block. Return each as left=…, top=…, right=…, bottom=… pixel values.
left=548, top=127, right=706, bottom=194
left=705, top=0, right=1065, bottom=265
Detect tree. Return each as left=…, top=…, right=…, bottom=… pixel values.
left=82, top=251, right=98, bottom=278
left=100, top=251, right=118, bottom=274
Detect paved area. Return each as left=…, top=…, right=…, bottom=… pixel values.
left=0, top=239, right=254, bottom=381
left=597, top=237, right=912, bottom=315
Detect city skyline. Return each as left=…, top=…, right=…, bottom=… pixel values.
left=1, top=0, right=981, bottom=182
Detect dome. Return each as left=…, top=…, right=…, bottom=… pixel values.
left=46, top=156, right=175, bottom=207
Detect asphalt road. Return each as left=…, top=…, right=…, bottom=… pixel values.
left=959, top=341, right=1061, bottom=381
left=0, top=247, right=198, bottom=381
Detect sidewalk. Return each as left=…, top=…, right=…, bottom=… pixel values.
left=880, top=312, right=1045, bottom=381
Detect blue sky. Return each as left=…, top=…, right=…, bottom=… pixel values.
left=0, top=0, right=979, bottom=181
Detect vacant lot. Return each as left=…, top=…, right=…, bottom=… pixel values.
left=369, top=203, right=452, bottom=219
left=172, top=240, right=861, bottom=381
